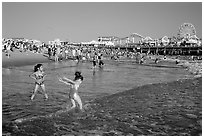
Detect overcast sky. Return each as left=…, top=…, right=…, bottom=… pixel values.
left=2, top=2, right=202, bottom=43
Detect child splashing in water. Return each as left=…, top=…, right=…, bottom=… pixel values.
left=58, top=71, right=84, bottom=111
left=29, top=64, right=48, bottom=100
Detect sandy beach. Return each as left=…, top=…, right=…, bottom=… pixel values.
left=2, top=51, right=51, bottom=68
left=2, top=51, right=202, bottom=136
left=3, top=76, right=202, bottom=136
left=2, top=2, right=202, bottom=136
left=87, top=77, right=202, bottom=136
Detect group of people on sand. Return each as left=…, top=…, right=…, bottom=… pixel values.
left=47, top=45, right=82, bottom=62
left=47, top=44, right=106, bottom=63
left=2, top=38, right=46, bottom=58
left=29, top=63, right=84, bottom=111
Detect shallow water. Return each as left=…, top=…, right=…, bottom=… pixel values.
left=2, top=59, right=194, bottom=135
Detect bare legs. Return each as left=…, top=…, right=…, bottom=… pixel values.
left=31, top=84, right=39, bottom=100
left=70, top=93, right=83, bottom=110
left=70, top=99, right=76, bottom=109
left=31, top=84, right=48, bottom=100
left=41, top=84, right=48, bottom=100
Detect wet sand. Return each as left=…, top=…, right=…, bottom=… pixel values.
left=3, top=77, right=201, bottom=136
left=2, top=51, right=51, bottom=68
left=2, top=52, right=202, bottom=136
left=87, top=77, right=202, bottom=136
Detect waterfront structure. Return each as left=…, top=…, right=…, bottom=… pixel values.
left=2, top=23, right=201, bottom=56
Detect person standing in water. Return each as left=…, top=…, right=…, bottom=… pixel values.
left=98, top=53, right=104, bottom=68
left=55, top=46, right=61, bottom=62
left=92, top=53, right=97, bottom=69
left=29, top=64, right=48, bottom=101
left=58, top=71, right=84, bottom=110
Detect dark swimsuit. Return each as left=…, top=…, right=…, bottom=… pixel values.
left=35, top=81, right=44, bottom=86
left=35, top=73, right=45, bottom=86
left=93, top=56, right=97, bottom=66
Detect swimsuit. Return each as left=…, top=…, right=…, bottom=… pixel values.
left=69, top=87, right=78, bottom=99
left=93, top=60, right=96, bottom=66
left=35, top=81, right=44, bottom=86
left=69, top=82, right=80, bottom=99
left=93, top=56, right=97, bottom=66
left=99, top=60, right=104, bottom=66
left=35, top=73, right=45, bottom=86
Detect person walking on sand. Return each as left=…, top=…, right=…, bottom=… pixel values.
left=58, top=71, right=84, bottom=110
left=29, top=64, right=48, bottom=100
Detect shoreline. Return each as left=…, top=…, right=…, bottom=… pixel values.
left=4, top=76, right=201, bottom=136
left=2, top=51, right=201, bottom=86
left=148, top=55, right=202, bottom=78
left=2, top=51, right=202, bottom=136
left=2, top=51, right=51, bottom=68
left=3, top=51, right=202, bottom=75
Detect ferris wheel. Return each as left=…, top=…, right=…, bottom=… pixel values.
left=178, top=23, right=196, bottom=39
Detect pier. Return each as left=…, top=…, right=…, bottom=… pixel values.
left=98, top=44, right=202, bottom=56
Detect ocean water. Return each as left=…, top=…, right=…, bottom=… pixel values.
left=2, top=59, right=194, bottom=135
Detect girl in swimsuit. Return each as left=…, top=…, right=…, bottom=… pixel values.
left=58, top=71, right=83, bottom=110
left=29, top=64, right=48, bottom=100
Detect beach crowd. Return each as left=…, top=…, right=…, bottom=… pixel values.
left=2, top=37, right=202, bottom=136
left=2, top=38, right=46, bottom=57
left=2, top=37, right=202, bottom=69
left=2, top=38, right=150, bottom=64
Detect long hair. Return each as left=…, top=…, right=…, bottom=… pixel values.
left=74, top=71, right=83, bottom=81
left=34, top=64, right=43, bottom=72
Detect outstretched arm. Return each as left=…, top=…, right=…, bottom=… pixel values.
left=58, top=77, right=75, bottom=86
left=59, top=78, right=71, bottom=85
left=62, top=77, right=75, bottom=85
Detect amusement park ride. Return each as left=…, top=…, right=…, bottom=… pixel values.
left=96, top=23, right=201, bottom=56
left=48, top=23, right=201, bottom=56
left=98, top=23, right=201, bottom=48
left=178, top=23, right=196, bottom=39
